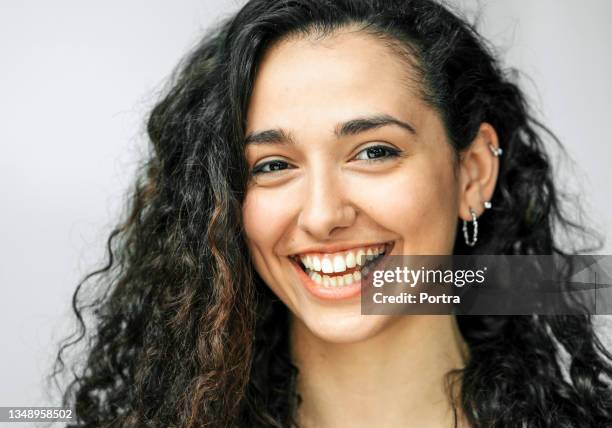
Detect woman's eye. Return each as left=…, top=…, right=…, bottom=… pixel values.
left=251, top=159, right=291, bottom=175
left=354, top=145, right=401, bottom=162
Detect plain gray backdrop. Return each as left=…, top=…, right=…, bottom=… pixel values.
left=1, top=0, right=611, bottom=417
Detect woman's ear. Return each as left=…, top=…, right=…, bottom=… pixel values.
left=457, top=123, right=500, bottom=220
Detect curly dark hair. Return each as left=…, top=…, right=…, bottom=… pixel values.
left=53, top=0, right=612, bottom=426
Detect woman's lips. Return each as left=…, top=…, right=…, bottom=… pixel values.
left=293, top=242, right=390, bottom=273
left=289, top=243, right=393, bottom=300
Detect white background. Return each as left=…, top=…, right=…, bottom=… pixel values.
left=0, top=0, right=610, bottom=416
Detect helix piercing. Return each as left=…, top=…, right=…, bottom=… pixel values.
left=488, top=143, right=503, bottom=157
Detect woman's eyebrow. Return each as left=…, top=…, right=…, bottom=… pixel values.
left=244, top=113, right=416, bottom=145
left=335, top=114, right=416, bottom=138
left=245, top=129, right=296, bottom=146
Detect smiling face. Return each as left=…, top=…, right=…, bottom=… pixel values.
left=241, top=29, right=461, bottom=343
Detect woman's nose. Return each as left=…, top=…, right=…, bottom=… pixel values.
left=296, top=170, right=356, bottom=240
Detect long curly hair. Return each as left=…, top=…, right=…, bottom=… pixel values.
left=53, top=0, right=612, bottom=426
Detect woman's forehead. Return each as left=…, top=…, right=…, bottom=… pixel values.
left=245, top=31, right=426, bottom=135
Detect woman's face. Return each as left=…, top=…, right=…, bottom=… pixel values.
left=242, top=30, right=460, bottom=343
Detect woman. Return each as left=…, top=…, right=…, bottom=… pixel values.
left=55, top=0, right=612, bottom=426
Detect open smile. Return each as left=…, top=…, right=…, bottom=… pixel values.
left=289, top=241, right=395, bottom=298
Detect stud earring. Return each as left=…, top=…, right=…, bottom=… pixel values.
left=484, top=201, right=492, bottom=209
left=462, top=207, right=478, bottom=247
left=488, top=143, right=503, bottom=157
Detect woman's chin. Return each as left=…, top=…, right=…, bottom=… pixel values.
left=296, top=309, right=393, bottom=344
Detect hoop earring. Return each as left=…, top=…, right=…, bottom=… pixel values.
left=462, top=207, right=478, bottom=247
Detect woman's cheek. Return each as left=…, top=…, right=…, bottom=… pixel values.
left=242, top=185, right=299, bottom=248
left=360, top=173, right=424, bottom=226
left=348, top=159, right=457, bottom=252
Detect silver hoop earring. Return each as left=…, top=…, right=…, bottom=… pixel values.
left=462, top=207, right=478, bottom=247
left=488, top=143, right=503, bottom=157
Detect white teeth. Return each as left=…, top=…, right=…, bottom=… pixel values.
left=310, top=271, right=364, bottom=288
left=356, top=249, right=366, bottom=266
left=345, top=251, right=356, bottom=268
left=333, top=255, right=346, bottom=273
left=297, top=243, right=390, bottom=281
left=321, top=258, right=334, bottom=274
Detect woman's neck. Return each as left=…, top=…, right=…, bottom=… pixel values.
left=290, top=315, right=470, bottom=428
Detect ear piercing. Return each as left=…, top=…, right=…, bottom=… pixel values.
left=463, top=203, right=491, bottom=247
left=488, top=143, right=503, bottom=157
left=463, top=141, right=497, bottom=246
left=462, top=207, right=478, bottom=247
